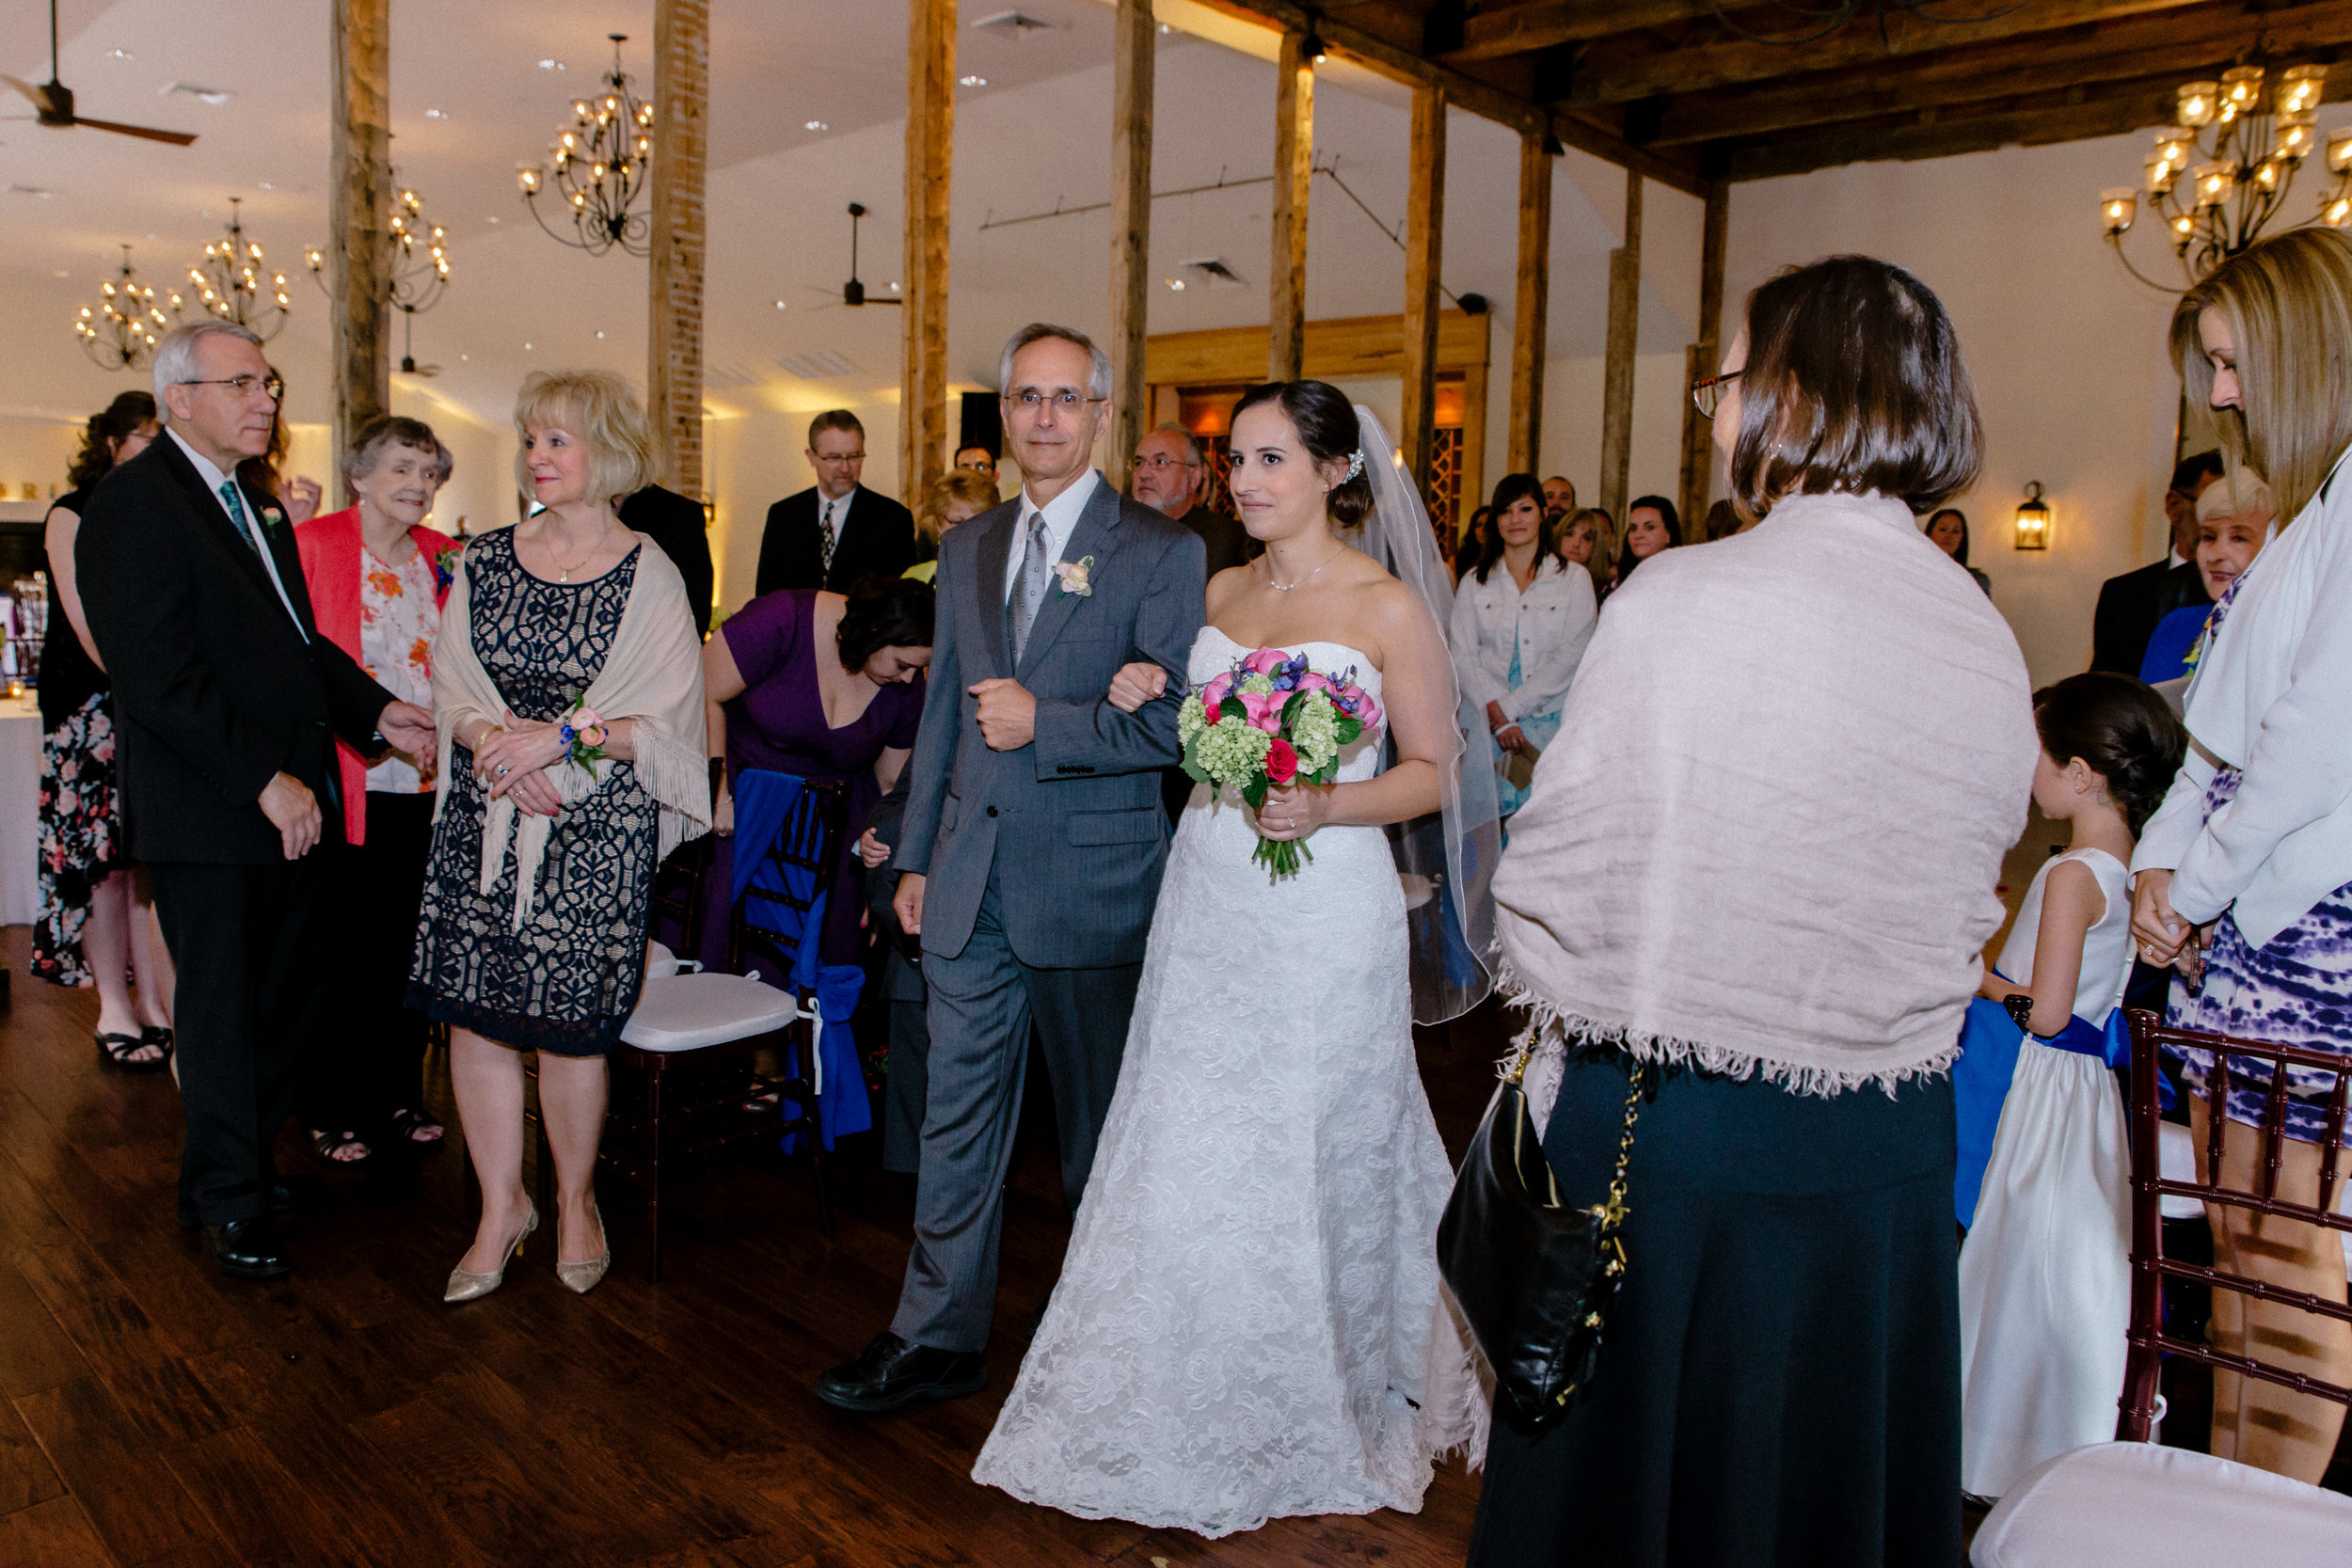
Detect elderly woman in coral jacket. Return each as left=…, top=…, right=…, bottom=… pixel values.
left=293, top=414, right=459, bottom=1164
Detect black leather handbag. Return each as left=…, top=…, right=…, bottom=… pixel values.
left=1436, top=1048, right=1644, bottom=1430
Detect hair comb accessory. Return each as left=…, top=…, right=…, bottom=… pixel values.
left=1345, top=449, right=1365, bottom=482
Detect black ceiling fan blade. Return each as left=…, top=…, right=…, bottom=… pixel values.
left=72, top=116, right=197, bottom=146
left=1, top=74, right=54, bottom=111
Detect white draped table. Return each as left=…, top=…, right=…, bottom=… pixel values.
left=1, top=692, right=40, bottom=927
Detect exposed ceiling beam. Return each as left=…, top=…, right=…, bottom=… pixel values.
left=1651, top=2, right=2352, bottom=146
left=1563, top=0, right=2205, bottom=106
left=1190, top=0, right=1712, bottom=194
left=1448, top=1, right=1717, bottom=61
left=1724, top=65, right=2352, bottom=181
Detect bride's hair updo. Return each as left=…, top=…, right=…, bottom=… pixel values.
left=1232, top=380, right=1375, bottom=527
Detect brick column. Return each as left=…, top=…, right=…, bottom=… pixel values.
left=649, top=0, right=709, bottom=499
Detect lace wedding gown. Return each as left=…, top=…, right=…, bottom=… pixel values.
left=972, top=627, right=1483, bottom=1539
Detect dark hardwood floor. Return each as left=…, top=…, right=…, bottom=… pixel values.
left=0, top=926, right=1507, bottom=1567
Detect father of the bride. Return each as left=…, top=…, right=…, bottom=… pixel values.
left=816, top=323, right=1205, bottom=1413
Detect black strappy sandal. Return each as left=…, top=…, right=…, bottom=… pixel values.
left=387, top=1108, right=445, bottom=1146
left=311, top=1128, right=372, bottom=1164
left=96, top=1032, right=169, bottom=1072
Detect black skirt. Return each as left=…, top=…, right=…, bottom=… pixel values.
left=1469, top=1047, right=1962, bottom=1568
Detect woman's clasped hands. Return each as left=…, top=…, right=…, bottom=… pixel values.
left=473, top=710, right=567, bottom=816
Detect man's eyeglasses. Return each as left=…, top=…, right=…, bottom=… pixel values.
left=179, top=372, right=284, bottom=402
left=1007, top=388, right=1106, bottom=412
left=1690, top=371, right=1740, bottom=420
left=811, top=451, right=866, bottom=464
left=1129, top=454, right=1200, bottom=472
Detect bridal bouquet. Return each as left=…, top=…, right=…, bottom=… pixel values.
left=1177, top=646, right=1382, bottom=879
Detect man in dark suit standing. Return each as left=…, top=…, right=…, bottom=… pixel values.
left=1128, top=423, right=1249, bottom=577
left=76, top=322, right=435, bottom=1280
left=753, top=409, right=916, bottom=595
left=2090, top=451, right=2225, bottom=674
left=620, top=483, right=715, bottom=636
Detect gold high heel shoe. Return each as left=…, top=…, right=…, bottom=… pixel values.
left=444, top=1205, right=538, bottom=1303
left=554, top=1206, right=610, bottom=1295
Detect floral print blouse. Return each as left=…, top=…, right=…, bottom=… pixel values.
left=360, top=546, right=442, bottom=793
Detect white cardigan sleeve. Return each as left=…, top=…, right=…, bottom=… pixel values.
left=2169, top=507, right=2352, bottom=926
left=1450, top=576, right=1506, bottom=711
left=2131, top=746, right=2216, bottom=878
left=1502, top=569, right=1597, bottom=722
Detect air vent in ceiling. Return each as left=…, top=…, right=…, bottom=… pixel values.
left=973, top=11, right=1057, bottom=36
left=778, top=350, right=858, bottom=380
left=703, top=363, right=760, bottom=390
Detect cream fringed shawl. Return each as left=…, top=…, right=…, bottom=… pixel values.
left=1492, top=492, right=2038, bottom=1097
left=430, top=532, right=711, bottom=930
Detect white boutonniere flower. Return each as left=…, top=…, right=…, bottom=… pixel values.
left=1054, top=555, right=1095, bottom=598
left=261, top=505, right=286, bottom=531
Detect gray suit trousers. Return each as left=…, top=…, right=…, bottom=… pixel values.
left=890, top=864, right=1141, bottom=1353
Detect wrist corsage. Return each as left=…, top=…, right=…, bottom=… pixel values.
left=558, top=697, right=610, bottom=776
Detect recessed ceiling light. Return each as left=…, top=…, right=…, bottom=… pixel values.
left=486, top=215, right=501, bottom=223
left=107, top=48, right=133, bottom=59
left=804, top=120, right=827, bottom=131
left=1166, top=277, right=1185, bottom=291
left=425, top=108, right=449, bottom=119
left=960, top=75, right=987, bottom=87
left=460, top=354, right=469, bottom=361
left=524, top=342, right=532, bottom=350
left=888, top=281, right=900, bottom=293
left=596, top=330, right=605, bottom=339
left=774, top=299, right=787, bottom=309
left=54, top=268, right=68, bottom=277
left=259, top=181, right=275, bottom=190
left=163, top=82, right=232, bottom=105
left=539, top=59, right=565, bottom=71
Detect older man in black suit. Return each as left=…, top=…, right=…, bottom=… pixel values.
left=2090, top=451, right=2225, bottom=674
left=753, top=409, right=917, bottom=595
left=76, top=322, right=434, bottom=1280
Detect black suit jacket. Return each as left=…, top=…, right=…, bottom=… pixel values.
left=2090, top=555, right=2209, bottom=675
left=753, top=484, right=916, bottom=596
left=620, top=483, right=715, bottom=636
left=1174, top=504, right=1254, bottom=578
left=75, top=436, right=394, bottom=864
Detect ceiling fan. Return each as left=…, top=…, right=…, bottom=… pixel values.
left=394, top=307, right=439, bottom=378
left=3, top=1, right=198, bottom=147
left=803, top=202, right=902, bottom=309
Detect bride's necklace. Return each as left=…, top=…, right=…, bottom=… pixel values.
left=1267, top=541, right=1346, bottom=593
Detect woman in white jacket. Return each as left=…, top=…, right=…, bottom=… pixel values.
left=2131, top=226, right=2352, bottom=1484
left=1449, top=472, right=1597, bottom=822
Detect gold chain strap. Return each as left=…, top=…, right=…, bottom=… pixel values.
left=1596, top=1068, right=1644, bottom=1228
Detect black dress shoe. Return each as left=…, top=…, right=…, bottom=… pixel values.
left=201, top=1218, right=291, bottom=1280
left=814, top=1332, right=985, bottom=1414
left=178, top=1181, right=298, bottom=1229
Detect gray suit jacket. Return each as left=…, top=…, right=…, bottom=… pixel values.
left=895, top=473, right=1206, bottom=968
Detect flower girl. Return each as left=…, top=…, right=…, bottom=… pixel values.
left=1956, top=673, right=2185, bottom=1497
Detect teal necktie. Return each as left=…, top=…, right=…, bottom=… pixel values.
left=218, top=479, right=262, bottom=556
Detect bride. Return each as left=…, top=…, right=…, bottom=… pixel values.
left=970, top=382, right=1497, bottom=1538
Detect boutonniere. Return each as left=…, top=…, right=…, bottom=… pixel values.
left=1053, top=555, right=1095, bottom=598
left=260, top=505, right=285, bottom=531
left=431, top=544, right=464, bottom=592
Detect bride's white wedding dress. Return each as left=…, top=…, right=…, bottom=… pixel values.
left=971, top=626, right=1481, bottom=1539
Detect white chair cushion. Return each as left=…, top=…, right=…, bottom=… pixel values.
left=2157, top=1120, right=2204, bottom=1220
left=621, top=973, right=805, bottom=1053
left=1973, top=1440, right=2352, bottom=1568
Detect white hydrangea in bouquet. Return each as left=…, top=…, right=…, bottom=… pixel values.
left=1177, top=646, right=1383, bottom=879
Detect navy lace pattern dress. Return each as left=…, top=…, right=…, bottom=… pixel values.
left=406, top=531, right=659, bottom=1056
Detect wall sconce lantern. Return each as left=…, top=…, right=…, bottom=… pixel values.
left=2014, top=482, right=2052, bottom=550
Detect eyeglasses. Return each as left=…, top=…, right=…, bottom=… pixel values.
left=1690, top=371, right=1740, bottom=420
left=810, top=451, right=866, bottom=464
left=178, top=372, right=284, bottom=401
left=1006, top=388, right=1106, bottom=412
left=1129, top=454, right=1200, bottom=472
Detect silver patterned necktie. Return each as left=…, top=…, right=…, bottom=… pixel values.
left=818, top=497, right=838, bottom=572
left=1011, top=512, right=1051, bottom=663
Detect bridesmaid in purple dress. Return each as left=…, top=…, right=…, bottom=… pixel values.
left=700, top=578, right=932, bottom=965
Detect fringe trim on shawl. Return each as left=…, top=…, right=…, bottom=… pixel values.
left=1424, top=1279, right=1492, bottom=1472
left=1489, top=954, right=1963, bottom=1101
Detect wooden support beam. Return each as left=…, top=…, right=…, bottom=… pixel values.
left=1269, top=31, right=1314, bottom=383
left=1190, top=0, right=1708, bottom=195
left=1597, top=167, right=1642, bottom=529
left=1451, top=0, right=1716, bottom=61
left=1564, top=0, right=2201, bottom=107
left=648, top=0, right=709, bottom=500
left=1400, top=85, right=1447, bottom=501
left=1506, top=129, right=1550, bottom=477
left=1677, top=180, right=1727, bottom=537
left=1107, top=0, right=1154, bottom=475
left=900, top=0, right=954, bottom=504
left=328, top=0, right=390, bottom=480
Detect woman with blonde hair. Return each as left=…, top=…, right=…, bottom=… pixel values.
left=905, top=467, right=1000, bottom=583
left=409, top=369, right=710, bottom=1301
left=1557, top=506, right=1615, bottom=594
left=2132, top=224, right=2352, bottom=1483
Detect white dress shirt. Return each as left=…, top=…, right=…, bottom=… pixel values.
left=167, top=426, right=308, bottom=641
left=2134, top=445, right=2352, bottom=947
left=816, top=483, right=857, bottom=542
left=1003, top=467, right=1100, bottom=603
left=1448, top=552, right=1597, bottom=722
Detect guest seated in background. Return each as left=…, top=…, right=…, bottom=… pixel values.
left=620, top=481, right=717, bottom=637
left=1924, top=506, right=1994, bottom=596
left=953, top=444, right=999, bottom=484
left=702, top=576, right=932, bottom=967
left=2090, top=449, right=2223, bottom=674
left=906, top=468, right=1000, bottom=584
left=293, top=414, right=461, bottom=1165
left=2133, top=229, right=2352, bottom=1484
left=1541, top=473, right=1576, bottom=525
left=1600, top=493, right=1680, bottom=603
left=2138, top=469, right=2271, bottom=684
left=36, top=391, right=174, bottom=1067
left=1450, top=473, right=1597, bottom=823
left=1129, top=422, right=1250, bottom=577
left=415, top=369, right=710, bottom=1303
left=754, top=409, right=917, bottom=595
